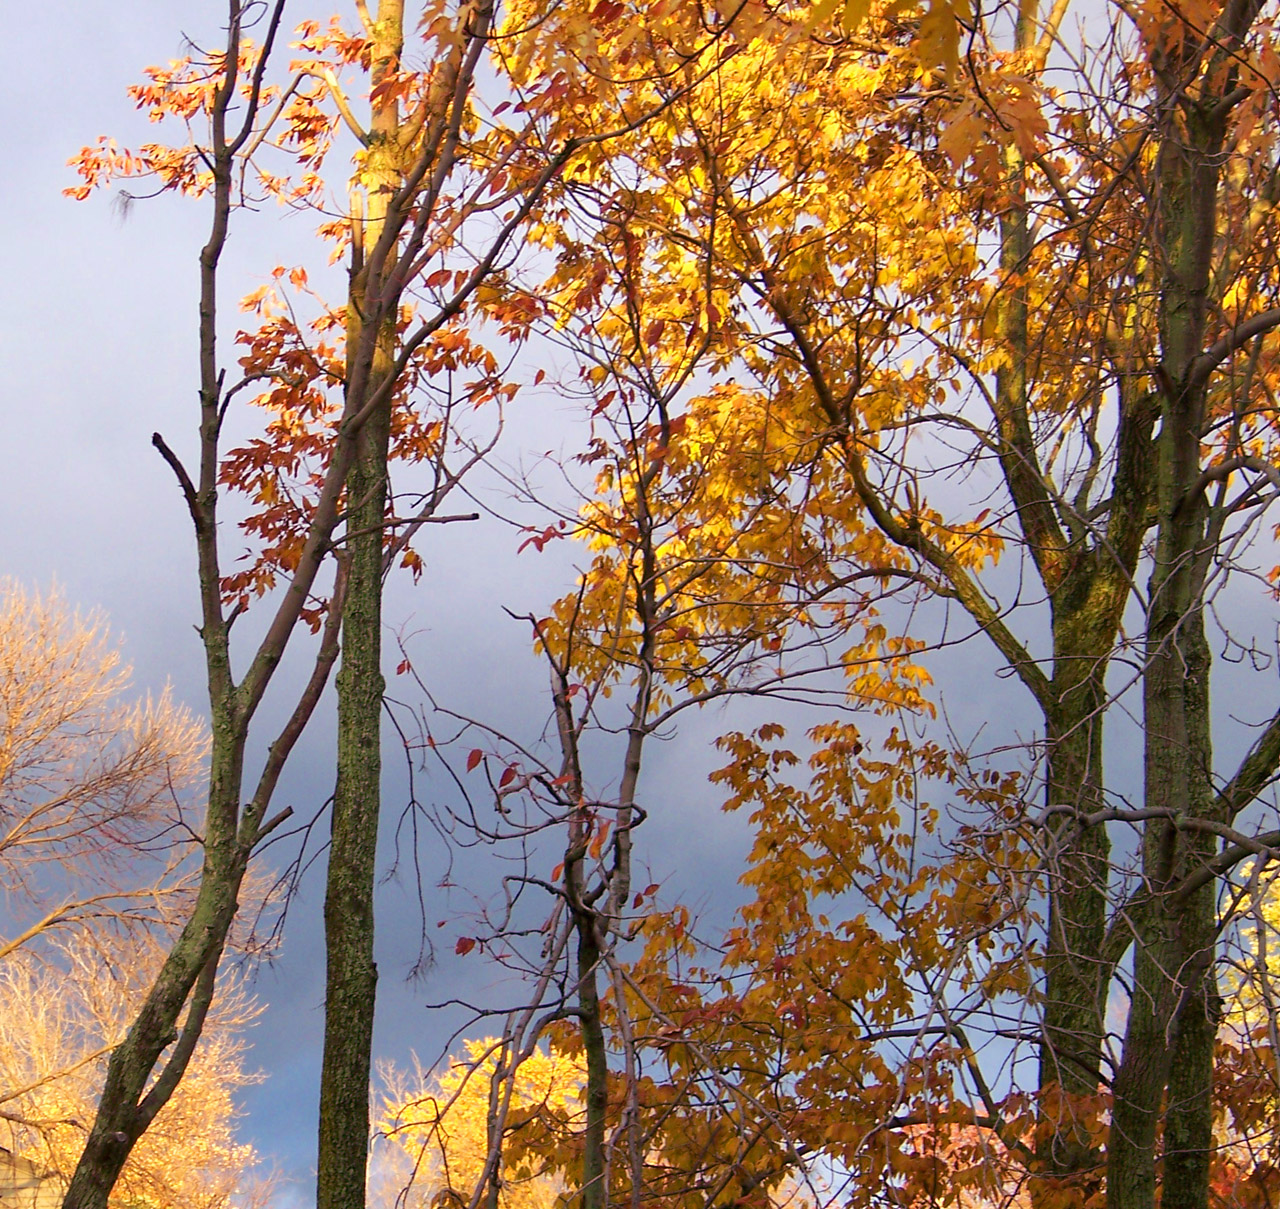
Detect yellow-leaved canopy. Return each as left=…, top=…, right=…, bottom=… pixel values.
left=380, top=1039, right=585, bottom=1209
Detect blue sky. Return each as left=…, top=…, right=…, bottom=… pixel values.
left=14, top=7, right=1280, bottom=1209
left=0, top=6, right=772, bottom=1199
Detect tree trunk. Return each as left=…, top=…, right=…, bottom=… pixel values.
left=575, top=909, right=609, bottom=1209
left=1039, top=666, right=1108, bottom=1094
left=316, top=406, right=390, bottom=1209
left=316, top=7, right=403, bottom=1209
left=61, top=848, right=240, bottom=1208
left=1106, top=54, right=1232, bottom=1206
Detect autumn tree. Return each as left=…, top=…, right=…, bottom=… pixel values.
left=0, top=939, right=267, bottom=1209
left=379, top=1038, right=583, bottom=1209
left=0, top=580, right=206, bottom=967
left=228, top=5, right=731, bottom=1205
left=0, top=581, right=264, bottom=1207
left=385, top=206, right=913, bottom=1208
left=470, top=0, right=1280, bottom=1207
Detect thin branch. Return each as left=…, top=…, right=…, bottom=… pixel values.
left=1189, top=307, right=1280, bottom=391
left=151, top=433, right=202, bottom=528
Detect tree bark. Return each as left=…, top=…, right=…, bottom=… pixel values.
left=1106, top=24, right=1243, bottom=1198
left=316, top=7, right=403, bottom=1209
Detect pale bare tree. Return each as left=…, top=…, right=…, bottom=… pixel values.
left=0, top=579, right=206, bottom=965
left=0, top=937, right=269, bottom=1209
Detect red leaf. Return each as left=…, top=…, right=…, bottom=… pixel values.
left=455, top=937, right=476, bottom=956
left=591, top=0, right=625, bottom=22
left=395, top=659, right=411, bottom=676
left=499, top=764, right=517, bottom=788
left=467, top=749, right=483, bottom=772
left=518, top=524, right=563, bottom=554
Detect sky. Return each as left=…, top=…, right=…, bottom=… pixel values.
left=10, top=5, right=1280, bottom=1208
left=0, top=5, right=782, bottom=1202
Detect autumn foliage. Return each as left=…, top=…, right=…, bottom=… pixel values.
left=48, top=1, right=1280, bottom=1209
left=0, top=583, right=265, bottom=1208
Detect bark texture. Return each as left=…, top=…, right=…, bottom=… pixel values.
left=1106, top=16, right=1254, bottom=1203
left=316, top=6, right=403, bottom=1209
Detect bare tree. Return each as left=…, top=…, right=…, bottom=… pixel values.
left=0, top=579, right=205, bottom=966
left=1, top=938, right=269, bottom=1209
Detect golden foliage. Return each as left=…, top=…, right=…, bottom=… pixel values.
left=381, top=1039, right=584, bottom=1209
left=0, top=939, right=266, bottom=1209
left=0, top=580, right=207, bottom=962
left=0, top=584, right=260, bottom=1207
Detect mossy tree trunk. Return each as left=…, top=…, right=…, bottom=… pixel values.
left=1107, top=10, right=1261, bottom=1205
left=317, top=6, right=403, bottom=1209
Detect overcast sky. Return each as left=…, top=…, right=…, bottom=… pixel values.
left=0, top=6, right=786, bottom=1203
left=14, top=7, right=1280, bottom=1209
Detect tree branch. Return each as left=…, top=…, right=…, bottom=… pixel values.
left=1188, top=307, right=1280, bottom=392
left=151, top=433, right=202, bottom=528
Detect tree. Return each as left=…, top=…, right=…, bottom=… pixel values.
left=0, top=579, right=205, bottom=967
left=0, top=582, right=263, bottom=1209
left=387, top=204, right=926, bottom=1205
left=380, top=1038, right=583, bottom=1209
left=0, top=939, right=267, bottom=1209
left=475, top=1, right=1280, bottom=1207
left=62, top=7, right=366, bottom=1202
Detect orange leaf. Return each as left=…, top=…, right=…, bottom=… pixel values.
left=588, top=820, right=612, bottom=861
